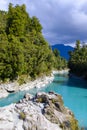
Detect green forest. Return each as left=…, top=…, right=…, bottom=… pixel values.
left=68, top=40, right=87, bottom=79
left=0, top=4, right=67, bottom=82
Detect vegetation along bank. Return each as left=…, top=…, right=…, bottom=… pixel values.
left=0, top=3, right=67, bottom=83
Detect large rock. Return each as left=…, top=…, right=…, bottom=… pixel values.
left=0, top=89, right=8, bottom=98
left=0, top=82, right=19, bottom=98
left=24, top=93, right=33, bottom=101
left=0, top=92, right=79, bottom=130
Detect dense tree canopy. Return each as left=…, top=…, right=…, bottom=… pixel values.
left=68, top=40, right=87, bottom=79
left=0, top=4, right=67, bottom=82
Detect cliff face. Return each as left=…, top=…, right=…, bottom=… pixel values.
left=0, top=92, right=79, bottom=130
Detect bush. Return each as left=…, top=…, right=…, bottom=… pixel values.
left=19, top=112, right=26, bottom=120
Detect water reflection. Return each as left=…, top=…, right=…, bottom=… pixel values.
left=67, top=76, right=87, bottom=89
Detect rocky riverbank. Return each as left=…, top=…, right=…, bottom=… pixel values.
left=0, top=70, right=69, bottom=99
left=0, top=92, right=79, bottom=130
left=0, top=73, right=54, bottom=99
left=52, top=69, right=69, bottom=74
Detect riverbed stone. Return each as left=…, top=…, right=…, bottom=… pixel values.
left=24, top=93, right=33, bottom=101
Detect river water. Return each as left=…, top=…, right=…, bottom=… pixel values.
left=0, top=73, right=87, bottom=129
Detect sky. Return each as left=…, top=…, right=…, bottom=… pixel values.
left=0, top=0, right=87, bottom=47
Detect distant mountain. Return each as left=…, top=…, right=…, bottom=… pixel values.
left=52, top=44, right=74, bottom=60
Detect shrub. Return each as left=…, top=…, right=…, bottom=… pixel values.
left=19, top=112, right=26, bottom=120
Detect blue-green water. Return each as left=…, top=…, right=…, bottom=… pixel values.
left=0, top=73, right=87, bottom=129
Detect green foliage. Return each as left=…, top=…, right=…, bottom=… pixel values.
left=0, top=11, right=7, bottom=34
left=19, top=112, right=26, bottom=120
left=30, top=16, right=42, bottom=33
left=68, top=40, right=87, bottom=78
left=52, top=48, right=67, bottom=70
left=53, top=49, right=60, bottom=57
left=18, top=75, right=31, bottom=85
left=6, top=4, right=29, bottom=36
left=0, top=4, right=67, bottom=82
left=37, top=98, right=43, bottom=103
left=70, top=118, right=79, bottom=130
left=75, top=40, right=81, bottom=50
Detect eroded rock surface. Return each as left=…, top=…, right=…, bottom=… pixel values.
left=0, top=74, right=54, bottom=98
left=0, top=92, right=79, bottom=130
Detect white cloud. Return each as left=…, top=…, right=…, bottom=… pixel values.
left=0, top=0, right=87, bottom=45
left=0, top=0, right=8, bottom=11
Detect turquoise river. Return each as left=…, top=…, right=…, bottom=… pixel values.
left=0, top=73, right=87, bottom=129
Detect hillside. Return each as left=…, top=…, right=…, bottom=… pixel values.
left=0, top=4, right=67, bottom=82
left=52, top=44, right=74, bottom=60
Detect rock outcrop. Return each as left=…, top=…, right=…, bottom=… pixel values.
left=0, top=92, right=79, bottom=130
left=0, top=74, right=54, bottom=98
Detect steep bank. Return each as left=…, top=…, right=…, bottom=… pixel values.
left=0, top=92, right=79, bottom=130
left=0, top=69, right=69, bottom=99
left=0, top=73, right=54, bottom=99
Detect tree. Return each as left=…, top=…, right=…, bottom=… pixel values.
left=6, top=4, right=29, bottom=36
left=68, top=40, right=87, bottom=78
left=75, top=40, right=81, bottom=50
left=53, top=49, right=60, bottom=57
left=0, top=11, right=7, bottom=34
left=30, top=16, right=42, bottom=33
left=0, top=3, right=67, bottom=81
